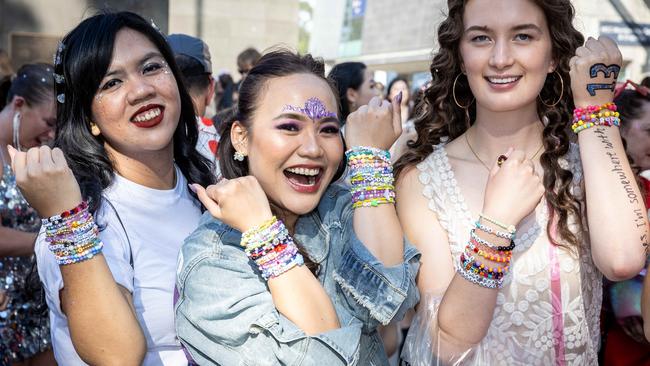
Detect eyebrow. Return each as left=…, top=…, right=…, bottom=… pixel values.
left=103, top=51, right=164, bottom=78
left=273, top=112, right=340, bottom=124
left=465, top=23, right=543, bottom=33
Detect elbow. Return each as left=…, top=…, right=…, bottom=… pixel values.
left=76, top=335, right=146, bottom=366
left=600, top=254, right=645, bottom=281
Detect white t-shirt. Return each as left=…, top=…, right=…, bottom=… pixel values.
left=36, top=166, right=201, bottom=365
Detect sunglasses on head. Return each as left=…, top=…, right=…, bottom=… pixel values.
left=614, top=79, right=650, bottom=99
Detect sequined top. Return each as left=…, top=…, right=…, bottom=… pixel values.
left=0, top=154, right=51, bottom=362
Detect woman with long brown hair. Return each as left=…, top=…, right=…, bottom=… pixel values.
left=396, top=0, right=648, bottom=364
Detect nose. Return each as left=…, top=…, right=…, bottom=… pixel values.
left=126, top=75, right=156, bottom=105
left=489, top=39, right=514, bottom=70
left=297, top=128, right=324, bottom=159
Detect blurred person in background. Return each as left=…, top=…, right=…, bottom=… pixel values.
left=234, top=47, right=261, bottom=103
left=168, top=33, right=221, bottom=177
left=0, top=63, right=56, bottom=366
left=214, top=73, right=235, bottom=112
left=328, top=62, right=380, bottom=124
left=0, top=50, right=15, bottom=110
left=386, top=77, right=411, bottom=124
left=607, top=81, right=650, bottom=366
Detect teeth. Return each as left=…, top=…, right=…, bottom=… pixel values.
left=286, top=167, right=320, bottom=176
left=488, top=76, right=519, bottom=84
left=133, top=107, right=161, bottom=122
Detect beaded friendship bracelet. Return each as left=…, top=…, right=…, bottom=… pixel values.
left=347, top=146, right=395, bottom=209
left=571, top=102, right=620, bottom=134
left=43, top=201, right=104, bottom=265
left=457, top=218, right=517, bottom=289
left=240, top=216, right=304, bottom=280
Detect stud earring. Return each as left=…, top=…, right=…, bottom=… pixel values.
left=233, top=151, right=245, bottom=161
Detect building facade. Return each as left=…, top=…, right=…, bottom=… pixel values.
left=310, top=0, right=650, bottom=87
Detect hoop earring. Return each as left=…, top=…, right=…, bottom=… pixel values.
left=452, top=73, right=474, bottom=109
left=539, top=70, right=564, bottom=108
left=12, top=112, right=21, bottom=151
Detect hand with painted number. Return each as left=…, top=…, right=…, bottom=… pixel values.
left=345, top=94, right=403, bottom=151
left=569, top=36, right=623, bottom=107
left=8, top=145, right=83, bottom=218
left=481, top=149, right=545, bottom=227
left=191, top=177, right=273, bottom=233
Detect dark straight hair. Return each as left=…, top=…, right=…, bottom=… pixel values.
left=327, top=62, right=366, bottom=122
left=53, top=11, right=215, bottom=213
left=2, top=63, right=55, bottom=109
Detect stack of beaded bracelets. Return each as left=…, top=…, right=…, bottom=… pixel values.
left=571, top=102, right=620, bottom=134
left=346, top=146, right=395, bottom=209
left=240, top=216, right=304, bottom=280
left=456, top=216, right=516, bottom=289
left=42, top=201, right=104, bottom=265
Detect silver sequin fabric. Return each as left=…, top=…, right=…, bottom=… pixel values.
left=0, top=163, right=50, bottom=362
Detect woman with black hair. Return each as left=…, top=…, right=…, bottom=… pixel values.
left=175, top=49, right=419, bottom=365
left=327, top=62, right=379, bottom=123
left=0, top=63, right=56, bottom=365
left=8, top=11, right=214, bottom=366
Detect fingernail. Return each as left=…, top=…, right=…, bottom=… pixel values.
left=188, top=184, right=197, bottom=193
left=395, top=91, right=403, bottom=104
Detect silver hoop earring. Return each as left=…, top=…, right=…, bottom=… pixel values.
left=233, top=151, right=245, bottom=161
left=12, top=112, right=21, bottom=151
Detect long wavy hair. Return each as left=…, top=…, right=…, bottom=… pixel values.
left=395, top=0, right=585, bottom=250
left=218, top=49, right=345, bottom=274
left=53, top=11, right=214, bottom=214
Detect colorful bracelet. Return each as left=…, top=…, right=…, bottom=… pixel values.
left=475, top=221, right=515, bottom=240
left=240, top=216, right=304, bottom=280
left=43, top=201, right=104, bottom=265
left=347, top=146, right=395, bottom=209
left=571, top=102, right=620, bottom=134
left=478, top=213, right=516, bottom=234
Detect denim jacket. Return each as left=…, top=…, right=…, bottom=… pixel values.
left=175, top=184, right=420, bottom=366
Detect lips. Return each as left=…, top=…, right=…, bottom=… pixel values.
left=485, top=75, right=522, bottom=89
left=283, top=166, right=324, bottom=193
left=130, top=104, right=165, bottom=128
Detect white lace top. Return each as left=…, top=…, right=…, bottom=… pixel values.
left=401, top=143, right=602, bottom=366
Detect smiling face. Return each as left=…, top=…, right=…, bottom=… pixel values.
left=90, top=28, right=181, bottom=158
left=234, top=73, right=344, bottom=218
left=459, top=0, right=555, bottom=113
left=17, top=96, right=56, bottom=148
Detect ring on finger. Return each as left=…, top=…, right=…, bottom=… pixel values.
left=497, top=155, right=508, bottom=167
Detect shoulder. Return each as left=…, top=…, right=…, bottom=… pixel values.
left=316, top=183, right=352, bottom=219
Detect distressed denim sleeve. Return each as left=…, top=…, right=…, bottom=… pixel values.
left=332, top=215, right=421, bottom=328
left=175, top=227, right=363, bottom=366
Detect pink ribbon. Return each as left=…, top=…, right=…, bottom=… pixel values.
left=547, top=203, right=566, bottom=366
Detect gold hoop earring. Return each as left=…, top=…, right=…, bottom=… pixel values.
left=452, top=73, right=474, bottom=109
left=539, top=70, right=564, bottom=108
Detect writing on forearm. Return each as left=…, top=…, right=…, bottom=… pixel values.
left=594, top=128, right=639, bottom=204
left=586, top=63, right=620, bottom=96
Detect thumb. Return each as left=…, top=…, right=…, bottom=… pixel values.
left=7, top=145, right=16, bottom=163
left=391, top=91, right=403, bottom=133
left=191, top=184, right=223, bottom=219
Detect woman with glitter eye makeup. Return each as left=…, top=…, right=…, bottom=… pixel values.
left=8, top=12, right=214, bottom=366
left=174, top=49, right=419, bottom=366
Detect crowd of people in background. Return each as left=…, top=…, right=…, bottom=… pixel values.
left=0, top=0, right=650, bottom=365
